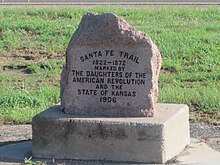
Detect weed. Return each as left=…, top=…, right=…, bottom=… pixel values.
left=23, top=157, right=46, bottom=165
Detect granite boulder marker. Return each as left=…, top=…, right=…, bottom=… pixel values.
left=60, top=13, right=162, bottom=117
left=32, top=13, right=190, bottom=163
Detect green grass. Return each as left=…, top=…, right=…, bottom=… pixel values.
left=0, top=7, right=219, bottom=124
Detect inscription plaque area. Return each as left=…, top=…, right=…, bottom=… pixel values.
left=60, top=13, right=162, bottom=117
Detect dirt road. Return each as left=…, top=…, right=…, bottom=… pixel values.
left=1, top=0, right=220, bottom=5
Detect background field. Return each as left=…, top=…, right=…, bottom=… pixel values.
left=0, top=7, right=219, bottom=124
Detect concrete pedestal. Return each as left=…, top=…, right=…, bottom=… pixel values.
left=32, top=104, right=190, bottom=164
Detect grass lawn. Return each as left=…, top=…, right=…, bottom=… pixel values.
left=0, top=6, right=219, bottom=124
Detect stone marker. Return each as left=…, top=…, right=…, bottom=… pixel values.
left=32, top=13, right=190, bottom=164
left=60, top=13, right=162, bottom=117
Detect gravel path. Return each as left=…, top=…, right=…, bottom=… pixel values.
left=0, top=125, right=32, bottom=146
left=0, top=122, right=219, bottom=151
left=190, top=122, right=220, bottom=152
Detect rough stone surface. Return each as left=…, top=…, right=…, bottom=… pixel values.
left=60, top=13, right=162, bottom=117
left=32, top=103, right=189, bottom=164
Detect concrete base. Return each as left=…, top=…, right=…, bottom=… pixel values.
left=32, top=103, right=190, bottom=164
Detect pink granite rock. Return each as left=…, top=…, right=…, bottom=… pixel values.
left=60, top=13, right=162, bottom=117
